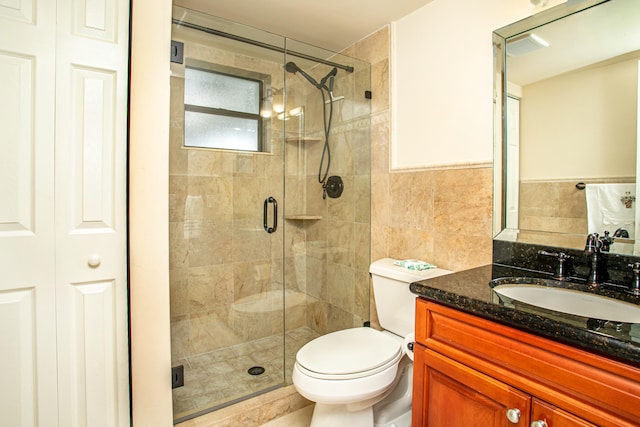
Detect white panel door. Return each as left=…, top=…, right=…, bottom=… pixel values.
left=0, top=0, right=59, bottom=425
left=55, top=0, right=130, bottom=425
left=0, top=0, right=130, bottom=425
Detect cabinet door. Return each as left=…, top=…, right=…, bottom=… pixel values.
left=531, top=398, right=597, bottom=427
left=414, top=344, right=531, bottom=426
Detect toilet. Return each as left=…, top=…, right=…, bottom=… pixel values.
left=292, top=258, right=452, bottom=426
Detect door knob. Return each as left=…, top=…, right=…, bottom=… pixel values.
left=88, top=254, right=101, bottom=268
left=531, top=421, right=548, bottom=427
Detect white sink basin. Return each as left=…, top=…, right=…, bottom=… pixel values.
left=492, top=284, right=640, bottom=323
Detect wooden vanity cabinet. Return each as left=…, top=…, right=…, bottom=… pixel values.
left=413, top=298, right=640, bottom=427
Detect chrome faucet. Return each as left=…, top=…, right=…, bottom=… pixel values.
left=584, top=233, right=603, bottom=285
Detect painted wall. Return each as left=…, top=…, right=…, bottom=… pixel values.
left=520, top=56, right=638, bottom=181
left=129, top=0, right=174, bottom=425
left=390, top=0, right=564, bottom=170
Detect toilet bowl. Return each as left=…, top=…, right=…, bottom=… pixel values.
left=292, top=258, right=452, bottom=427
left=293, top=327, right=403, bottom=403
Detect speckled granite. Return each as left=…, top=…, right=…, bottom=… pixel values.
left=493, top=240, right=639, bottom=288
left=410, top=264, right=640, bottom=366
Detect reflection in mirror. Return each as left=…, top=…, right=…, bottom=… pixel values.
left=493, top=0, right=640, bottom=255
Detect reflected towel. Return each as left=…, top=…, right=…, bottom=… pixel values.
left=585, top=183, right=635, bottom=238
left=184, top=195, right=203, bottom=239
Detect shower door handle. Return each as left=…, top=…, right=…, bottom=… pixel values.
left=263, top=196, right=277, bottom=234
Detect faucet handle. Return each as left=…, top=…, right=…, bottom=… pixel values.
left=538, top=250, right=570, bottom=259
left=538, top=250, right=571, bottom=280
left=627, top=262, right=640, bottom=296
left=600, top=231, right=613, bottom=252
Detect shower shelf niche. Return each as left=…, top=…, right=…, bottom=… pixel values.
left=285, top=137, right=322, bottom=144
left=285, top=215, right=322, bottom=220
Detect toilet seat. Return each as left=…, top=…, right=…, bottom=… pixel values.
left=296, top=328, right=403, bottom=380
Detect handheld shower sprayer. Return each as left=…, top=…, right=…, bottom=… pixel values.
left=320, top=67, right=337, bottom=92
left=284, top=61, right=341, bottom=199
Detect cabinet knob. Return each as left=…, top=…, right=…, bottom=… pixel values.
left=531, top=421, right=548, bottom=427
left=506, top=408, right=521, bottom=423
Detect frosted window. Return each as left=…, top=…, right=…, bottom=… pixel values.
left=185, top=67, right=260, bottom=114
left=184, top=111, right=258, bottom=151
left=183, top=64, right=264, bottom=152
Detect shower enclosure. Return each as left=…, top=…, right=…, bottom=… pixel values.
left=169, top=6, right=371, bottom=422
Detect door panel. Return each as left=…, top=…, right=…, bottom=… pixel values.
left=0, top=0, right=129, bottom=424
left=55, top=0, right=129, bottom=425
left=0, top=0, right=34, bottom=23
left=64, top=280, right=121, bottom=425
left=0, top=288, right=37, bottom=426
left=0, top=52, right=36, bottom=235
left=0, top=0, right=58, bottom=425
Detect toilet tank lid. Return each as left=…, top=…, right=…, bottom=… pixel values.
left=370, top=258, right=452, bottom=282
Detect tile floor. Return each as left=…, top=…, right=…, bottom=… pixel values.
left=173, top=326, right=319, bottom=422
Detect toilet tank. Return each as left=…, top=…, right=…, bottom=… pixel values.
left=370, top=258, right=452, bottom=337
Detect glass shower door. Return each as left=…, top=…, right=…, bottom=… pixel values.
left=169, top=7, right=286, bottom=421
left=168, top=5, right=372, bottom=423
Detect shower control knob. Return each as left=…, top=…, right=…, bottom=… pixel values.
left=506, top=408, right=521, bottom=423
left=87, top=254, right=101, bottom=268
left=323, top=176, right=344, bottom=199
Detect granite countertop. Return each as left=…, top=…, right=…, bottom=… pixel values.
left=410, top=264, right=640, bottom=366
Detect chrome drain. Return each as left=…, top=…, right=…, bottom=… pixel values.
left=248, top=366, right=265, bottom=376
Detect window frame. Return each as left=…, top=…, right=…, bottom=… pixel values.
left=183, top=60, right=269, bottom=153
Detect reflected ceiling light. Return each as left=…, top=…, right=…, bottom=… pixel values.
left=506, top=33, right=549, bottom=57
left=261, top=88, right=274, bottom=118
left=288, top=107, right=303, bottom=117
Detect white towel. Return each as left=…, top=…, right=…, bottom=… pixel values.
left=184, top=195, right=203, bottom=239
left=585, top=183, right=635, bottom=238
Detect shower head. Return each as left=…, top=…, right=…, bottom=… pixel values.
left=285, top=61, right=301, bottom=74
left=285, top=61, right=321, bottom=89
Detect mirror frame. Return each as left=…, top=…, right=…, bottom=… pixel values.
left=492, top=0, right=626, bottom=248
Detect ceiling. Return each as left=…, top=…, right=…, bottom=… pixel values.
left=173, top=0, right=436, bottom=52
left=507, top=0, right=640, bottom=86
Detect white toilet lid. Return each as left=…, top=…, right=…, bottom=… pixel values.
left=296, top=328, right=402, bottom=379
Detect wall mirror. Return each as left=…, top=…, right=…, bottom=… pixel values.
left=493, top=0, right=640, bottom=255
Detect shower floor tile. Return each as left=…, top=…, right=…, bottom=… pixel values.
left=173, top=326, right=319, bottom=421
